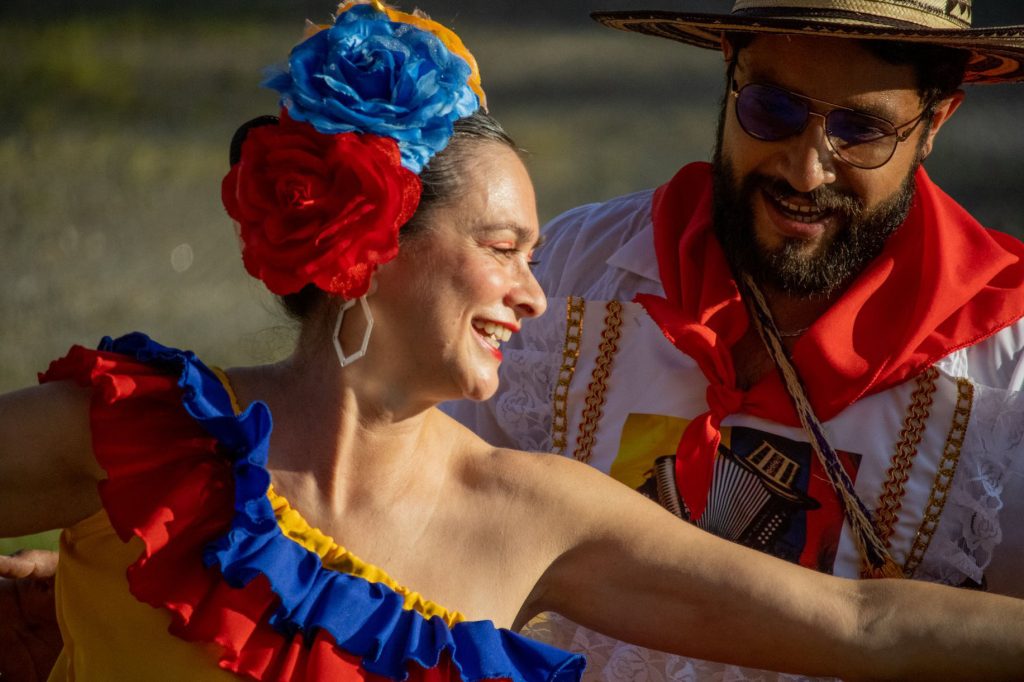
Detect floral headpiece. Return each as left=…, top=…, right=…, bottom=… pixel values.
left=221, top=0, right=484, bottom=299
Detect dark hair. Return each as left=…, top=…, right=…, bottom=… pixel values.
left=401, top=110, right=519, bottom=239
left=723, top=32, right=969, bottom=104
left=228, top=114, right=280, bottom=166
left=224, top=111, right=518, bottom=321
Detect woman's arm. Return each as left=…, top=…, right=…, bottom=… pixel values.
left=0, top=382, right=103, bottom=536
left=522, top=455, right=1024, bottom=681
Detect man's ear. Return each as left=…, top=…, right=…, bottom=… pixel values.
left=920, top=89, right=965, bottom=160
left=721, top=33, right=735, bottom=62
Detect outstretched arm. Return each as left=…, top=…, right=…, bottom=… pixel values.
left=0, top=550, right=62, bottom=682
left=522, top=455, right=1024, bottom=681
left=0, top=382, right=103, bottom=537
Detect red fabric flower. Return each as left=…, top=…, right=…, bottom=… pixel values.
left=222, top=112, right=422, bottom=298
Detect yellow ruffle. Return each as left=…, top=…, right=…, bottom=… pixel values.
left=212, top=367, right=465, bottom=627
left=269, top=486, right=466, bottom=626
left=212, top=367, right=243, bottom=414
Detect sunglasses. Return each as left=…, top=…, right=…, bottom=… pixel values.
left=730, top=80, right=931, bottom=170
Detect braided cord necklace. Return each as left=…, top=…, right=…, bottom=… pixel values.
left=741, top=272, right=903, bottom=578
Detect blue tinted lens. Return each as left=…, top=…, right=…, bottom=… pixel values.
left=826, top=110, right=896, bottom=148
left=736, top=84, right=809, bottom=140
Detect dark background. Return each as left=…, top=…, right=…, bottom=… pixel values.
left=1, top=0, right=1022, bottom=391
left=1, top=1, right=1020, bottom=22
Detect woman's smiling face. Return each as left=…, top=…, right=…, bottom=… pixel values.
left=370, top=141, right=547, bottom=404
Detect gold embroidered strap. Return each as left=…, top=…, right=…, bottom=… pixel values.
left=874, top=366, right=940, bottom=547
left=573, top=301, right=624, bottom=464
left=903, top=377, right=974, bottom=577
left=552, top=296, right=585, bottom=455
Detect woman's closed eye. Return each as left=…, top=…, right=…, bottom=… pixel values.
left=488, top=243, right=535, bottom=266
left=477, top=224, right=542, bottom=263
left=490, top=244, right=520, bottom=257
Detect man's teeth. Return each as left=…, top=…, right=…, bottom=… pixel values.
left=774, top=195, right=828, bottom=223
left=473, top=321, right=512, bottom=347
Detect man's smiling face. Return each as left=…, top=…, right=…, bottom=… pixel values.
left=712, top=34, right=955, bottom=296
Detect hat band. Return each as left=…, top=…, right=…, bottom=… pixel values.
left=731, top=0, right=972, bottom=30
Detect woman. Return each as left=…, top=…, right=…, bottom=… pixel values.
left=0, top=2, right=1022, bottom=680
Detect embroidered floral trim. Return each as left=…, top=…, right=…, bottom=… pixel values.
left=491, top=312, right=566, bottom=454
left=913, top=375, right=1023, bottom=586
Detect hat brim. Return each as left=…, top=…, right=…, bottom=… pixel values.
left=591, top=10, right=1024, bottom=84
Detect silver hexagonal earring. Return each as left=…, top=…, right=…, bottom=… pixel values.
left=333, top=295, right=373, bottom=368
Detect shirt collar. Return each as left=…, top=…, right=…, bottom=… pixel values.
left=606, top=222, right=661, bottom=283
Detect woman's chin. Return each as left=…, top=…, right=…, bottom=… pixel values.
left=456, top=373, right=500, bottom=403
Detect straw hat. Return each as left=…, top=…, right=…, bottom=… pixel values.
left=592, top=1, right=1024, bottom=83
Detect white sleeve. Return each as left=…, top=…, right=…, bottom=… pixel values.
left=958, top=319, right=1024, bottom=595
left=533, top=189, right=660, bottom=300
left=962, top=317, right=1024, bottom=390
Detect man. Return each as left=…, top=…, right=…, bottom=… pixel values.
left=447, top=0, right=1024, bottom=679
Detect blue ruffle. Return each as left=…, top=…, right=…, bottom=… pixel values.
left=100, top=333, right=586, bottom=682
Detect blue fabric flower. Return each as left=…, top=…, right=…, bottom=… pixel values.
left=265, top=4, right=479, bottom=174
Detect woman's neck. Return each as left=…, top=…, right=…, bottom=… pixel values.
left=225, top=333, right=453, bottom=524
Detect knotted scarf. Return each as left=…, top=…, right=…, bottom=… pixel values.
left=636, top=162, right=1024, bottom=523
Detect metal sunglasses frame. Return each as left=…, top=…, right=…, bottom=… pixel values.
left=730, top=79, right=932, bottom=169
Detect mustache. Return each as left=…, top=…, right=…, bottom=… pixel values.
left=751, top=174, right=863, bottom=217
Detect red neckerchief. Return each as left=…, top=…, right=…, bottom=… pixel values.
left=637, top=162, right=1024, bottom=522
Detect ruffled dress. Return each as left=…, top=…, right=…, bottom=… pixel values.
left=40, top=333, right=586, bottom=682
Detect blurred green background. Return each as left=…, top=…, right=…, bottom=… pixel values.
left=0, top=2, right=1022, bottom=552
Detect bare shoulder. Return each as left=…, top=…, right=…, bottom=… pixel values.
left=2, top=380, right=99, bottom=477
left=0, top=380, right=95, bottom=461
left=0, top=380, right=103, bottom=534
left=463, top=446, right=629, bottom=522
left=433, top=408, right=650, bottom=531
left=487, top=446, right=608, bottom=490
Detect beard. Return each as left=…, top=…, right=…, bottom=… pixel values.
left=711, top=128, right=921, bottom=298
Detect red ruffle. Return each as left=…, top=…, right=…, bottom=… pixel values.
left=40, top=346, right=499, bottom=681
